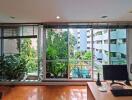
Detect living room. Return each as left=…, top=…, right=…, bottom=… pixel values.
left=0, top=0, right=132, bottom=100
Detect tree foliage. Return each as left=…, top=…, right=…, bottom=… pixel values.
left=83, top=51, right=92, bottom=60
left=46, top=29, right=68, bottom=77
left=20, top=39, right=37, bottom=73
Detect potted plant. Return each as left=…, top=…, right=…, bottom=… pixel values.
left=2, top=54, right=27, bottom=81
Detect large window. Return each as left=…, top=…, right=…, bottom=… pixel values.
left=110, top=29, right=127, bottom=64
left=0, top=25, right=39, bottom=81
left=45, top=28, right=127, bottom=80
left=69, top=29, right=92, bottom=79
left=0, top=24, right=128, bottom=81
left=45, top=28, right=93, bottom=79
left=46, top=29, right=68, bottom=78
left=93, top=29, right=109, bottom=80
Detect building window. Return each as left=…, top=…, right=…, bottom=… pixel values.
left=104, top=50, right=109, bottom=56
left=96, top=40, right=102, bottom=44
left=110, top=52, right=117, bottom=57
left=110, top=29, right=116, bottom=32
left=104, top=40, right=108, bottom=44
left=122, top=39, right=126, bottom=43
left=87, top=47, right=90, bottom=49
left=99, top=50, right=102, bottom=53
left=121, top=53, right=126, bottom=58
left=95, top=31, right=102, bottom=35
left=110, top=39, right=117, bottom=44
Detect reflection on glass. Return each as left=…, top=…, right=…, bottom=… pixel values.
left=110, top=29, right=127, bottom=64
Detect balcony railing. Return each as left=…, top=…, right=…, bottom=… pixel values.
left=69, top=60, right=92, bottom=79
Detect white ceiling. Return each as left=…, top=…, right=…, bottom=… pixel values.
left=0, top=0, right=132, bottom=23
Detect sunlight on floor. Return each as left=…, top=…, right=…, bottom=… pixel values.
left=1, top=86, right=87, bottom=100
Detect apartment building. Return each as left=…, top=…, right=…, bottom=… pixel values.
left=71, top=28, right=127, bottom=79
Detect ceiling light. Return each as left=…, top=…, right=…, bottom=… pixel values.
left=10, top=16, right=15, bottom=19
left=128, top=10, right=132, bottom=13
left=56, top=16, right=60, bottom=19
left=101, top=16, right=108, bottom=18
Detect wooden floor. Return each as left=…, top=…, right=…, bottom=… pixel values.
left=0, top=85, right=87, bottom=100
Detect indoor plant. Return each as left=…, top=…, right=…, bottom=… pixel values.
left=2, top=54, right=27, bottom=81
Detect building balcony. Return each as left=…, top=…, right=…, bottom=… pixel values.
left=93, top=44, right=102, bottom=49
left=102, top=33, right=108, bottom=39
left=69, top=60, right=92, bottom=79
left=110, top=29, right=126, bottom=39
left=110, top=44, right=117, bottom=52
left=102, top=44, right=109, bottom=51
left=110, top=58, right=127, bottom=65
left=110, top=44, right=126, bottom=53
left=93, top=35, right=102, bottom=41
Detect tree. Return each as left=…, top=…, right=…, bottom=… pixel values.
left=69, top=33, right=77, bottom=58
left=46, top=29, right=68, bottom=78
left=83, top=51, right=92, bottom=60
left=20, top=39, right=37, bottom=73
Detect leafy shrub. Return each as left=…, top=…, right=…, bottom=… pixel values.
left=1, top=54, right=27, bottom=80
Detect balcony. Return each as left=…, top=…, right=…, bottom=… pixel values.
left=110, top=44, right=117, bottom=52
left=110, top=59, right=127, bottom=64
left=102, top=33, right=108, bottom=40
left=69, top=60, right=92, bottom=79
left=93, top=44, right=102, bottom=49
left=102, top=44, right=109, bottom=51
left=110, top=44, right=126, bottom=53
left=110, top=29, right=126, bottom=39
left=93, top=35, right=102, bottom=41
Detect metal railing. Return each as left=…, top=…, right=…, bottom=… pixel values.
left=69, top=60, right=92, bottom=79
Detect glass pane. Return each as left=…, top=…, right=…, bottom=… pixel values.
left=20, top=38, right=38, bottom=79
left=46, top=29, right=68, bottom=78
left=19, top=26, right=38, bottom=36
left=22, top=26, right=34, bottom=36
left=93, top=29, right=109, bottom=80
left=1, top=26, right=39, bottom=81
left=2, top=39, right=20, bottom=81
left=2, top=38, right=38, bottom=81
left=4, top=28, right=18, bottom=37
left=109, top=29, right=127, bottom=64
left=4, top=39, right=19, bottom=55
left=69, top=29, right=92, bottom=79
left=34, top=26, right=38, bottom=35
left=46, top=61, right=68, bottom=78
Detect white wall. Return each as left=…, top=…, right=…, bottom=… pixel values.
left=127, top=29, right=132, bottom=80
